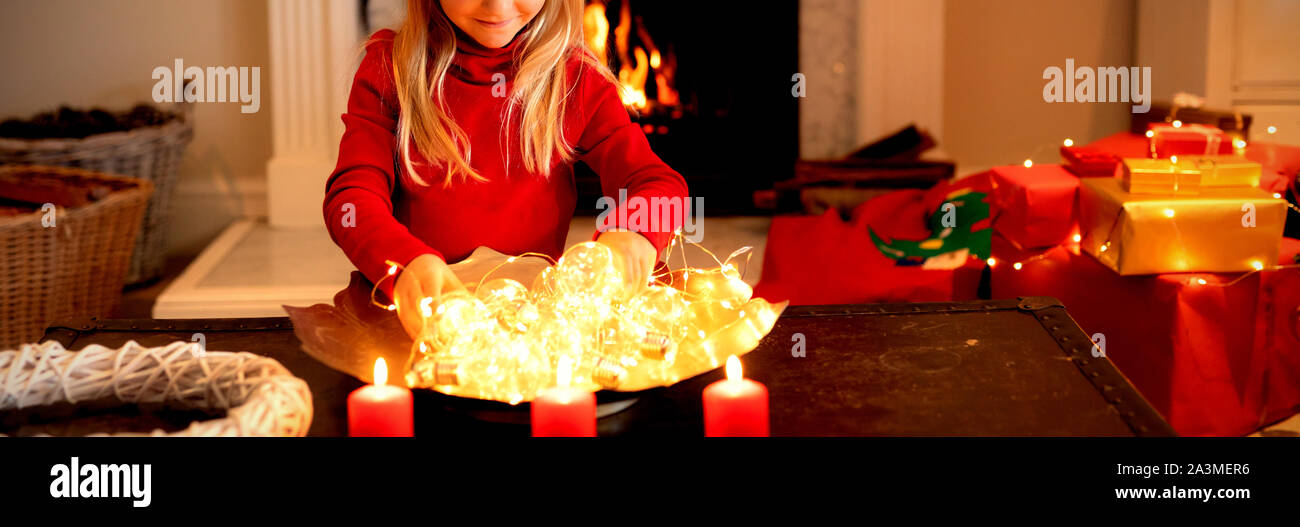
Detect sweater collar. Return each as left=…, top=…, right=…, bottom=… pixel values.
left=449, top=26, right=524, bottom=84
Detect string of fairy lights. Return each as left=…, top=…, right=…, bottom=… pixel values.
left=367, top=232, right=781, bottom=404
left=1001, top=123, right=1300, bottom=288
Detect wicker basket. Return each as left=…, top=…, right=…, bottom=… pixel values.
left=0, top=165, right=152, bottom=348
left=0, top=105, right=193, bottom=284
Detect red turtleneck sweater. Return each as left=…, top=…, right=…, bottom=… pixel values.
left=324, top=29, right=689, bottom=295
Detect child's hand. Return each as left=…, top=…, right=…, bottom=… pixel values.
left=394, top=253, right=467, bottom=339
left=596, top=229, right=658, bottom=295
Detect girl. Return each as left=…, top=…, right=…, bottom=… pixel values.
left=324, top=0, right=689, bottom=339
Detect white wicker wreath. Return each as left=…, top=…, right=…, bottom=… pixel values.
left=0, top=340, right=312, bottom=437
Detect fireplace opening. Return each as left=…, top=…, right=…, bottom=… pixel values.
left=575, top=0, right=800, bottom=216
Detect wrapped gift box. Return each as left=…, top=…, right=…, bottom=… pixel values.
left=1079, top=177, right=1285, bottom=275
left=1131, top=101, right=1253, bottom=140
left=991, top=235, right=1300, bottom=436
left=991, top=164, right=1080, bottom=249
left=1060, top=145, right=1121, bottom=178
left=1122, top=156, right=1262, bottom=195
left=1121, top=158, right=1204, bottom=195
left=1181, top=155, right=1262, bottom=188
left=1147, top=123, right=1236, bottom=157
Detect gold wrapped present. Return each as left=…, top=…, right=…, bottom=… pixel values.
left=1121, top=158, right=1202, bottom=195
left=1079, top=178, right=1285, bottom=275
left=1179, top=155, right=1260, bottom=187
left=1121, top=156, right=1261, bottom=195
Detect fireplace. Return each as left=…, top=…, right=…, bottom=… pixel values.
left=574, top=0, right=800, bottom=215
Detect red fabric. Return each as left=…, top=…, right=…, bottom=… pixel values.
left=755, top=176, right=991, bottom=305
left=990, top=164, right=1079, bottom=250
left=324, top=29, right=688, bottom=298
left=1059, top=145, right=1120, bottom=178
left=991, top=235, right=1300, bottom=436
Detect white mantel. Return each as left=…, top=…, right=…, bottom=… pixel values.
left=265, top=0, right=362, bottom=227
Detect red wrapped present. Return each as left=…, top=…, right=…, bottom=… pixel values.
left=1060, top=145, right=1121, bottom=178
left=1147, top=123, right=1235, bottom=158
left=990, top=235, right=1300, bottom=436
left=755, top=174, right=995, bottom=305
left=991, top=164, right=1080, bottom=250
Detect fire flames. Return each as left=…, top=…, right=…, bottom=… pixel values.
left=583, top=0, right=679, bottom=110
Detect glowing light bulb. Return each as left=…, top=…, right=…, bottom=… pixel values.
left=477, top=278, right=537, bottom=333
left=986, top=257, right=997, bottom=267
left=1063, top=138, right=1074, bottom=147
left=1023, top=159, right=1033, bottom=168
left=1273, top=193, right=1283, bottom=199
left=1251, top=260, right=1264, bottom=271
left=1196, top=278, right=1207, bottom=285
left=426, top=291, right=494, bottom=351
left=1145, top=130, right=1155, bottom=138
left=1162, top=208, right=1175, bottom=218
left=431, top=336, right=548, bottom=405
left=554, top=242, right=624, bottom=298
left=1172, top=120, right=1182, bottom=128
left=1072, top=234, right=1082, bottom=243
left=1012, top=262, right=1023, bottom=270
left=1234, top=139, right=1247, bottom=149
left=531, top=265, right=559, bottom=300
left=1170, top=155, right=1178, bottom=164
left=623, top=285, right=691, bottom=362
left=1267, top=126, right=1277, bottom=134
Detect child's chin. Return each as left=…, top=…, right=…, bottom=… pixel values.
left=469, top=31, right=516, bottom=49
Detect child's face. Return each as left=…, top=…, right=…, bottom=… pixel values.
left=440, top=0, right=545, bottom=49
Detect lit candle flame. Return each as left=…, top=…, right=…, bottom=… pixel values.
left=374, top=357, right=389, bottom=386
left=725, top=355, right=743, bottom=382
left=557, top=356, right=572, bottom=389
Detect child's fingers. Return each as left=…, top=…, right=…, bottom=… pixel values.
left=443, top=270, right=467, bottom=294
left=396, top=286, right=423, bottom=339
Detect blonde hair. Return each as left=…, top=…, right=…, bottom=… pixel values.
left=389, top=0, right=617, bottom=187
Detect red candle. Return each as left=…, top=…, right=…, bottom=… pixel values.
left=703, top=355, right=769, bottom=437
left=531, top=359, right=596, bottom=437
left=348, top=358, right=413, bottom=437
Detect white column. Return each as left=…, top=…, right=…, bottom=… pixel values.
left=266, top=0, right=361, bottom=227
left=857, top=0, right=945, bottom=148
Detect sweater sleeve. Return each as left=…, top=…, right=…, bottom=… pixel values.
left=324, top=29, right=443, bottom=300
left=574, top=61, right=691, bottom=255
